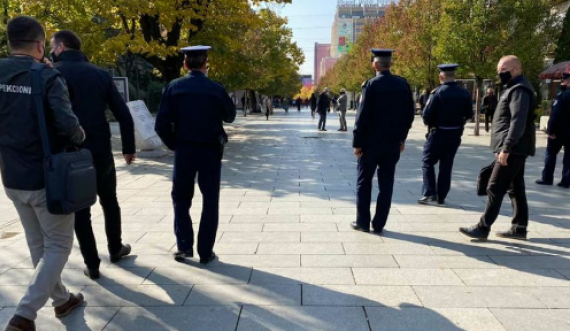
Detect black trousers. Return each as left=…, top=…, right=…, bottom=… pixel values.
left=422, top=130, right=462, bottom=202
left=172, top=146, right=222, bottom=258
left=485, top=113, right=493, bottom=132
left=480, top=154, right=529, bottom=229
left=75, top=152, right=123, bottom=270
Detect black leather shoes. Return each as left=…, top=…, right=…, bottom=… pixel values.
left=173, top=249, right=194, bottom=262
left=557, top=182, right=570, bottom=189
left=350, top=222, right=370, bottom=233
left=418, top=196, right=438, bottom=206
left=535, top=179, right=553, bottom=186
left=83, top=268, right=100, bottom=280
left=459, top=224, right=490, bottom=240
left=200, top=252, right=217, bottom=265
left=496, top=226, right=527, bottom=240
left=110, top=244, right=131, bottom=263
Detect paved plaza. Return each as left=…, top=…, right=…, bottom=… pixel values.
left=1, top=110, right=570, bottom=331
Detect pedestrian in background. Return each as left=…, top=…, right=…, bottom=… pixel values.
left=317, top=87, right=332, bottom=131
left=337, top=88, right=348, bottom=132
left=310, top=92, right=317, bottom=119
left=482, top=88, right=498, bottom=132
left=0, top=16, right=86, bottom=331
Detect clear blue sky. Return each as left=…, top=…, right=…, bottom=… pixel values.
left=272, top=0, right=337, bottom=76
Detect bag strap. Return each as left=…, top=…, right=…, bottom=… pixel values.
left=30, top=62, right=51, bottom=158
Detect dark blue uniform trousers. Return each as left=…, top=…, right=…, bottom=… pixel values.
left=356, top=143, right=401, bottom=231
left=541, top=137, right=570, bottom=186
left=172, top=145, right=222, bottom=258
left=422, top=130, right=462, bottom=201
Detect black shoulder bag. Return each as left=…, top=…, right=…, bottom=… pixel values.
left=30, top=62, right=97, bottom=215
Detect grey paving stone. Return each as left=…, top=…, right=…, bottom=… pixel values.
left=0, top=268, right=152, bottom=286
left=104, top=306, right=240, bottom=331
left=184, top=284, right=300, bottom=306
left=230, top=215, right=300, bottom=223
left=262, top=223, right=337, bottom=232
left=250, top=268, right=355, bottom=285
left=144, top=267, right=252, bottom=285
left=491, top=308, right=570, bottom=331
left=237, top=306, right=369, bottom=331
left=413, top=286, right=546, bottom=308
left=342, top=243, right=436, bottom=255
left=0, top=307, right=119, bottom=331
left=454, top=268, right=570, bottom=286
left=352, top=268, right=464, bottom=286
left=301, top=232, right=383, bottom=243
left=303, top=285, right=421, bottom=307
left=302, top=255, right=398, bottom=268
left=300, top=215, right=354, bottom=223
left=529, top=287, right=570, bottom=308
left=490, top=255, right=570, bottom=269
left=429, top=242, right=528, bottom=256
left=209, top=254, right=300, bottom=267
left=80, top=285, right=191, bottom=307
left=220, top=232, right=300, bottom=243
left=256, top=243, right=344, bottom=255
left=394, top=255, right=500, bottom=269
left=268, top=208, right=333, bottom=215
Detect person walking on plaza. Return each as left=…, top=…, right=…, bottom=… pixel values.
left=337, top=88, right=348, bottom=132
left=0, top=16, right=86, bottom=331
left=283, top=97, right=290, bottom=113
left=351, top=49, right=415, bottom=234
left=418, top=88, right=429, bottom=115
left=310, top=92, right=317, bottom=119
left=297, top=97, right=302, bottom=112
left=482, top=88, right=498, bottom=132
left=536, top=72, right=570, bottom=188
left=460, top=55, right=536, bottom=240
left=317, top=87, right=332, bottom=131
left=264, top=95, right=273, bottom=120
left=50, top=30, right=136, bottom=280
left=418, top=64, right=473, bottom=207
left=155, top=45, right=236, bottom=264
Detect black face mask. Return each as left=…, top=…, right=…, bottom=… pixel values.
left=50, top=51, right=60, bottom=63
left=499, top=71, right=512, bottom=85
left=561, top=85, right=568, bottom=92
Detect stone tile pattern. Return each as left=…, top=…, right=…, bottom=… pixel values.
left=1, top=111, right=570, bottom=330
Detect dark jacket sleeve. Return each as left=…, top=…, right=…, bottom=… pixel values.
left=422, top=91, right=439, bottom=126
left=154, top=85, right=177, bottom=151
left=548, top=92, right=570, bottom=136
left=464, top=93, right=474, bottom=122
left=45, top=75, right=85, bottom=146
left=220, top=89, right=237, bottom=124
left=503, top=88, right=531, bottom=152
left=107, top=76, right=136, bottom=154
left=401, top=83, right=415, bottom=142
left=353, top=83, right=373, bottom=148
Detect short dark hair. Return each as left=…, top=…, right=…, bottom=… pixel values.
left=184, top=54, right=208, bottom=70
left=52, top=30, right=82, bottom=50
left=7, top=16, right=45, bottom=51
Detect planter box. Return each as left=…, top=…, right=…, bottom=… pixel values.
left=540, top=116, right=549, bottom=132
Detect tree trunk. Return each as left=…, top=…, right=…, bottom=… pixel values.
left=474, top=77, right=483, bottom=136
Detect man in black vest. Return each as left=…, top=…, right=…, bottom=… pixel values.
left=50, top=30, right=136, bottom=279
left=536, top=72, right=570, bottom=188
left=0, top=17, right=85, bottom=331
left=461, top=55, right=536, bottom=240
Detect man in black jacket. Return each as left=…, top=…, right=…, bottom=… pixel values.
left=461, top=55, right=536, bottom=240
left=482, top=88, right=498, bottom=132
left=0, top=17, right=85, bottom=331
left=50, top=30, right=136, bottom=279
left=536, top=72, right=570, bottom=188
left=317, top=88, right=331, bottom=131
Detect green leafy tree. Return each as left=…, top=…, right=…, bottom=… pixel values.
left=554, top=4, right=570, bottom=63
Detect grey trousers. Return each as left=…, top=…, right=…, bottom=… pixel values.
left=5, top=188, right=73, bottom=320
left=339, top=110, right=347, bottom=130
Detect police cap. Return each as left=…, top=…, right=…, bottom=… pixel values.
left=437, top=64, right=459, bottom=72
left=180, top=45, right=211, bottom=56
left=371, top=48, right=394, bottom=62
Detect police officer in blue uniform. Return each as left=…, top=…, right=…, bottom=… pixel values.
left=351, top=49, right=415, bottom=234
left=418, top=64, right=473, bottom=207
left=536, top=72, right=570, bottom=188
left=155, top=46, right=236, bottom=264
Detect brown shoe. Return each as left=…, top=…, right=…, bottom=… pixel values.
left=4, top=315, right=35, bottom=331
left=54, top=293, right=84, bottom=318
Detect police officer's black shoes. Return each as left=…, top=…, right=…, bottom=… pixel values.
left=535, top=179, right=553, bottom=186
left=418, top=196, right=438, bottom=206
left=174, top=249, right=194, bottom=262
left=557, top=182, right=570, bottom=189
left=459, top=224, right=490, bottom=240
left=437, top=200, right=446, bottom=207
left=84, top=268, right=100, bottom=280
left=110, top=244, right=132, bottom=263
left=496, top=226, right=527, bottom=240
left=350, top=222, right=370, bottom=233
left=200, top=252, right=217, bottom=265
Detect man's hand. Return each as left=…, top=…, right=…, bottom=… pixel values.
left=43, top=57, right=53, bottom=68
left=354, top=148, right=363, bottom=159
left=548, top=134, right=556, bottom=140
left=400, top=142, right=405, bottom=153
left=124, top=154, right=136, bottom=165
left=498, top=151, right=509, bottom=166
